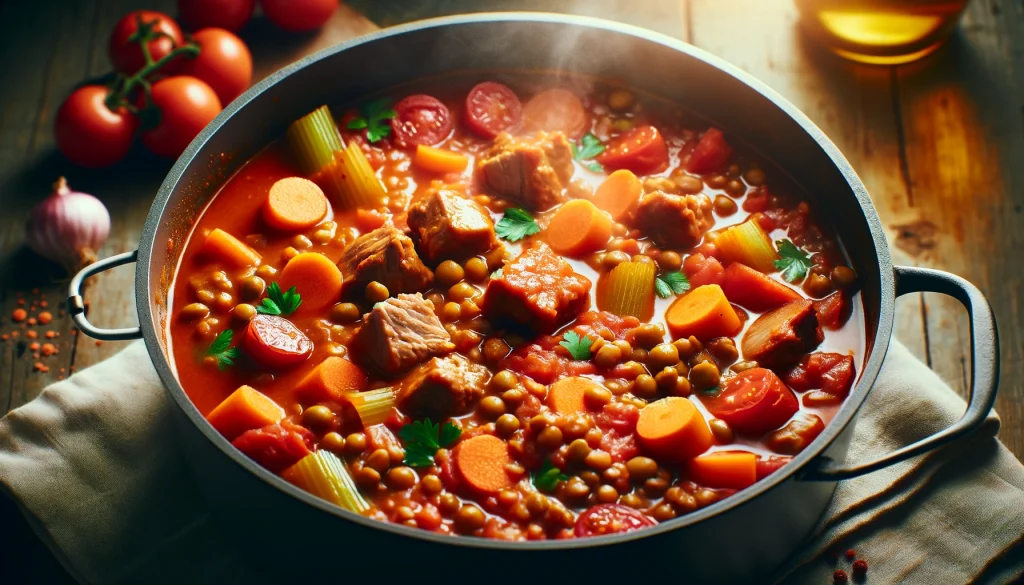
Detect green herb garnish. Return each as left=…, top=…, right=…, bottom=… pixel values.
left=700, top=386, right=720, bottom=397
left=774, top=240, right=813, bottom=283
left=655, top=271, right=691, bottom=299
left=573, top=133, right=605, bottom=172
left=531, top=460, right=569, bottom=492
left=205, top=330, right=239, bottom=370
left=495, top=208, right=540, bottom=242
left=346, top=98, right=397, bottom=143
left=559, top=330, right=592, bottom=360
left=257, top=282, right=302, bottom=316
left=399, top=419, right=462, bottom=468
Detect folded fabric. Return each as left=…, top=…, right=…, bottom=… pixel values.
left=0, top=339, right=1021, bottom=585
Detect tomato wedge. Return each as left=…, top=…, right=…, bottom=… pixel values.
left=596, top=125, right=669, bottom=175
left=242, top=314, right=313, bottom=369
left=465, top=81, right=522, bottom=138
left=391, top=94, right=453, bottom=148
left=755, top=455, right=792, bottom=480
left=522, top=88, right=589, bottom=139
left=574, top=503, right=656, bottom=537
left=685, top=127, right=733, bottom=174
left=701, top=368, right=798, bottom=435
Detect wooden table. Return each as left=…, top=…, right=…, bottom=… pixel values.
left=1, top=0, right=1021, bottom=582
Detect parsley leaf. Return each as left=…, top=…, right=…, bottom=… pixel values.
left=654, top=271, right=691, bottom=299
left=346, top=98, right=396, bottom=143
left=399, top=418, right=462, bottom=468
left=700, top=386, right=720, bottom=397
left=559, top=330, right=592, bottom=360
left=774, top=240, right=813, bottom=283
left=257, top=282, right=302, bottom=316
left=531, top=460, right=569, bottom=492
left=573, top=133, right=605, bottom=173
left=495, top=208, right=540, bottom=242
left=205, top=329, right=239, bottom=370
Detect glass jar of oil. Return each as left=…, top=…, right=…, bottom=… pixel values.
left=795, top=0, right=970, bottom=64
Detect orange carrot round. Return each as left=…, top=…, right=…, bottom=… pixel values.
left=592, top=169, right=642, bottom=220
left=295, top=356, right=367, bottom=404
left=636, top=397, right=712, bottom=461
left=206, top=385, right=285, bottom=440
left=453, top=434, right=519, bottom=495
left=687, top=451, right=757, bottom=489
left=279, top=252, right=343, bottom=311
left=547, top=199, right=612, bottom=257
left=547, top=376, right=599, bottom=414
left=263, top=176, right=328, bottom=232
left=665, top=284, right=742, bottom=341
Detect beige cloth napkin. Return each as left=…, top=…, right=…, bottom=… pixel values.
left=1, top=339, right=1022, bottom=584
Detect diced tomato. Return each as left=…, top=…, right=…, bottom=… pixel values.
left=683, top=253, right=724, bottom=288
left=742, top=186, right=770, bottom=213
left=814, top=291, right=849, bottom=329
left=483, top=517, right=524, bottom=540
left=242, top=314, right=313, bottom=369
left=596, top=125, right=670, bottom=175
left=232, top=422, right=314, bottom=473
left=514, top=394, right=543, bottom=421
left=367, top=424, right=401, bottom=452
left=766, top=413, right=825, bottom=455
left=594, top=402, right=640, bottom=435
left=701, top=368, right=799, bottom=436
left=685, top=128, right=733, bottom=174
left=501, top=344, right=598, bottom=384
left=436, top=448, right=460, bottom=491
left=755, top=455, right=792, bottom=480
left=391, top=94, right=453, bottom=148
left=784, top=352, right=856, bottom=398
left=600, top=431, right=639, bottom=463
left=465, top=81, right=523, bottom=139
left=574, top=504, right=656, bottom=537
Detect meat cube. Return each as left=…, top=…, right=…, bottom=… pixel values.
left=632, top=191, right=714, bottom=249
left=350, top=293, right=454, bottom=376
left=407, top=189, right=498, bottom=263
left=481, top=243, right=592, bottom=333
left=337, top=225, right=433, bottom=296
left=398, top=354, right=490, bottom=419
left=477, top=132, right=574, bottom=211
left=741, top=299, right=823, bottom=368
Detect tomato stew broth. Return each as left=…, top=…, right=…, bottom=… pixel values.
left=170, top=73, right=864, bottom=540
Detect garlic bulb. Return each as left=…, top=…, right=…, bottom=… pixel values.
left=25, top=177, right=110, bottom=273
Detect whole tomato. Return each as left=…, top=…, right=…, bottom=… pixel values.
left=177, top=0, right=255, bottom=31
left=108, top=10, right=184, bottom=75
left=260, top=0, right=338, bottom=32
left=141, top=76, right=222, bottom=158
left=178, top=28, right=252, bottom=106
left=55, top=85, right=138, bottom=168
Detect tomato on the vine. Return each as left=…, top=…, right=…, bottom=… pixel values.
left=55, top=85, right=138, bottom=168
left=178, top=28, right=252, bottom=106
left=141, top=76, right=222, bottom=158
left=108, top=10, right=184, bottom=75
left=260, top=0, right=338, bottom=32
left=177, top=0, right=255, bottom=32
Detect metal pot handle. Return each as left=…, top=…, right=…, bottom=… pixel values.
left=800, top=266, right=999, bottom=481
left=67, top=250, right=143, bottom=341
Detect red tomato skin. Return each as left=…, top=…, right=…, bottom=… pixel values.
left=178, top=28, right=252, bottom=106
left=232, top=422, right=313, bottom=473
left=55, top=86, right=138, bottom=168
left=260, top=0, right=338, bottom=32
left=241, top=313, right=313, bottom=369
left=596, top=125, right=669, bottom=175
left=141, top=76, right=222, bottom=158
left=683, top=253, right=725, bottom=288
left=756, top=455, right=792, bottom=480
left=785, top=352, right=856, bottom=397
left=685, top=128, right=733, bottom=175
left=178, top=0, right=256, bottom=31
left=108, top=10, right=184, bottom=75
left=703, top=368, right=799, bottom=436
left=464, top=81, right=523, bottom=138
left=391, top=94, right=453, bottom=149
left=522, top=88, right=589, bottom=139
left=574, top=504, right=656, bottom=537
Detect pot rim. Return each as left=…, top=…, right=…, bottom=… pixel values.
left=137, top=12, right=895, bottom=550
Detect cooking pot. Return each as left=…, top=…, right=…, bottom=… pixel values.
left=67, top=14, right=998, bottom=583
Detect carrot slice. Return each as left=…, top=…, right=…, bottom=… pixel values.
left=279, top=252, right=343, bottom=312
left=206, top=385, right=285, bottom=440
left=592, top=169, right=642, bottom=220
left=636, top=396, right=712, bottom=461
left=294, top=356, right=367, bottom=404
left=547, top=199, right=612, bottom=257
left=262, top=177, right=328, bottom=232
left=453, top=434, right=519, bottom=495
left=547, top=376, right=599, bottom=414
left=687, top=451, right=757, bottom=489
left=665, top=284, right=742, bottom=341
left=413, top=144, right=469, bottom=174
left=202, top=228, right=261, bottom=269
left=720, top=262, right=801, bottom=312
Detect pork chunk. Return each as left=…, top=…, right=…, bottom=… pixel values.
left=350, top=293, right=454, bottom=376
left=407, top=189, right=498, bottom=263
left=632, top=191, right=714, bottom=249
left=741, top=299, right=823, bottom=368
left=337, top=225, right=433, bottom=296
left=481, top=243, right=591, bottom=333
left=398, top=354, right=490, bottom=419
left=477, top=132, right=574, bottom=211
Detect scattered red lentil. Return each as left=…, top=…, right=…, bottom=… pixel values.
left=33, top=362, right=49, bottom=373
left=59, top=368, right=65, bottom=373
left=58, top=375, right=64, bottom=380
left=16, top=299, right=24, bottom=306
left=833, top=569, right=848, bottom=583
left=31, top=288, right=39, bottom=294
left=845, top=549, right=856, bottom=560
left=69, top=365, right=76, bottom=372
left=11, top=308, right=27, bottom=322
left=29, top=342, right=40, bottom=351
left=32, top=353, right=39, bottom=359
left=41, top=343, right=57, bottom=356
left=26, top=330, right=38, bottom=339
left=45, top=331, right=56, bottom=338
left=40, top=300, right=48, bottom=308
left=0, top=334, right=7, bottom=341
left=38, top=311, right=53, bottom=324
left=27, top=317, right=37, bottom=326
left=11, top=331, right=18, bottom=338
left=852, top=560, right=868, bottom=576
left=95, top=340, right=103, bottom=346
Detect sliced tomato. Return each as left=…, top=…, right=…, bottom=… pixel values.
left=685, top=128, right=733, bottom=174
left=702, top=368, right=799, bottom=436
left=232, top=421, right=313, bottom=473
left=242, top=314, right=313, bottom=369
left=522, top=88, right=588, bottom=139
left=465, top=81, right=522, bottom=138
left=755, top=455, right=792, bottom=480
left=391, top=94, right=452, bottom=149
left=596, top=125, right=669, bottom=175
left=784, top=352, right=856, bottom=397
left=683, top=253, right=724, bottom=288
left=574, top=504, right=656, bottom=537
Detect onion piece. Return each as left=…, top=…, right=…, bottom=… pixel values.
left=24, top=177, right=110, bottom=273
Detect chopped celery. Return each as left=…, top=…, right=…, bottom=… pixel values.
left=286, top=105, right=344, bottom=175
left=599, top=260, right=656, bottom=320
left=319, top=140, right=387, bottom=210
left=283, top=450, right=370, bottom=514
left=343, top=387, right=398, bottom=427
left=714, top=218, right=779, bottom=273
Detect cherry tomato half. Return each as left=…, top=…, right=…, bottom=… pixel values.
left=242, top=314, right=313, bottom=369
left=574, top=504, right=657, bottom=537
left=522, top=88, right=588, bottom=139
left=260, top=0, right=338, bottom=32
left=685, top=127, right=733, bottom=175
left=108, top=10, right=184, bottom=75
left=391, top=94, right=453, bottom=149
left=702, top=368, right=799, bottom=436
left=55, top=85, right=138, bottom=168
left=177, top=0, right=256, bottom=31
left=596, top=125, right=669, bottom=175
left=178, top=28, right=252, bottom=106
left=141, top=76, right=222, bottom=158
left=464, top=81, right=522, bottom=139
